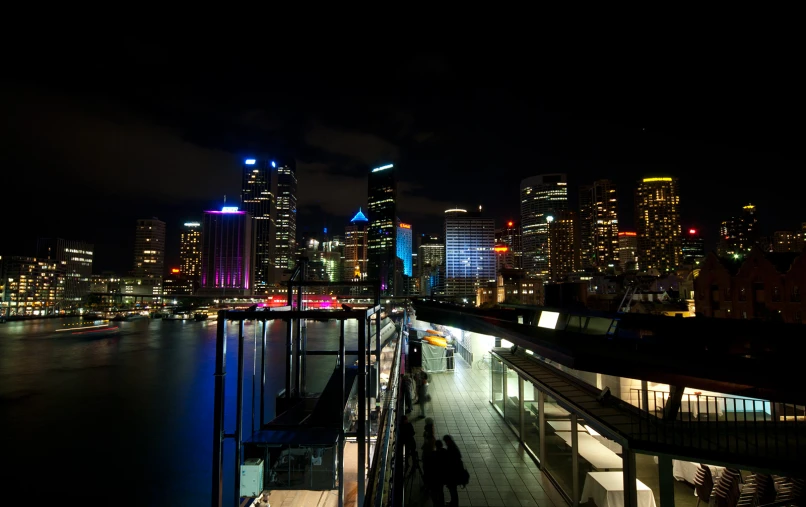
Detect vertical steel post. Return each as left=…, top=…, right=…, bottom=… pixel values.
left=518, top=376, right=525, bottom=442
left=260, top=319, right=266, bottom=427
left=623, top=449, right=638, bottom=507
left=297, top=285, right=303, bottom=396
left=339, top=318, right=346, bottom=507
left=376, top=304, right=381, bottom=400
left=538, top=390, right=546, bottom=465
left=234, top=320, right=245, bottom=507
left=285, top=314, right=294, bottom=399
left=658, top=455, right=675, bottom=507
left=338, top=433, right=345, bottom=507
left=358, top=316, right=367, bottom=506
left=571, top=413, right=579, bottom=506
left=251, top=320, right=257, bottom=434
left=211, top=312, right=228, bottom=507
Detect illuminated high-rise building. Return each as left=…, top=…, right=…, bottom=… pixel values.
left=179, top=221, right=202, bottom=288
left=133, top=218, right=166, bottom=290
left=199, top=206, right=253, bottom=296
left=495, top=220, right=522, bottom=270
left=344, top=208, right=369, bottom=281
left=397, top=221, right=412, bottom=277
left=547, top=210, right=580, bottom=280
left=635, top=177, right=681, bottom=272
left=579, top=180, right=619, bottom=270
left=274, top=160, right=297, bottom=271
left=618, top=232, right=638, bottom=271
left=520, top=174, right=568, bottom=278
left=718, top=204, right=759, bottom=257
left=444, top=208, right=496, bottom=298
left=36, top=238, right=93, bottom=304
left=367, top=163, right=397, bottom=295
left=241, top=158, right=276, bottom=293
left=682, top=228, right=705, bottom=263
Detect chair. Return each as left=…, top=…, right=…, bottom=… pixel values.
left=714, top=469, right=741, bottom=507
left=695, top=464, right=715, bottom=507
left=755, top=474, right=776, bottom=506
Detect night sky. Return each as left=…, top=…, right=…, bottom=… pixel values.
left=2, top=40, right=803, bottom=272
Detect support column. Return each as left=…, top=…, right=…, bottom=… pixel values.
left=211, top=312, right=227, bottom=507
left=296, top=287, right=303, bottom=396
left=285, top=315, right=294, bottom=399
left=338, top=433, right=345, bottom=507
left=571, top=413, right=579, bottom=506
left=623, top=449, right=638, bottom=507
left=234, top=321, right=245, bottom=507
left=663, top=385, right=686, bottom=421
left=357, top=317, right=367, bottom=506
left=518, top=376, right=525, bottom=442
left=641, top=379, right=650, bottom=413
left=658, top=455, right=676, bottom=507
left=260, top=320, right=266, bottom=427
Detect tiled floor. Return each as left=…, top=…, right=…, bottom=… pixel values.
left=405, top=356, right=567, bottom=507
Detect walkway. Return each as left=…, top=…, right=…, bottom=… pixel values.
left=405, top=355, right=567, bottom=507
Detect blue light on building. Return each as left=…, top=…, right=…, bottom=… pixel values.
left=397, top=222, right=413, bottom=277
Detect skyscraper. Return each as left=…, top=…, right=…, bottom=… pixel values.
left=579, top=180, right=619, bottom=270
left=444, top=208, right=496, bottom=298
left=718, top=204, right=759, bottom=257
left=344, top=208, right=369, bottom=281
left=199, top=206, right=253, bottom=296
left=241, top=158, right=275, bottom=293
left=547, top=210, right=580, bottom=280
left=133, top=218, right=166, bottom=292
left=682, top=228, right=705, bottom=262
left=397, top=221, right=412, bottom=277
left=367, top=163, right=397, bottom=295
left=520, top=174, right=568, bottom=278
left=618, top=232, right=638, bottom=271
left=274, top=160, right=297, bottom=271
left=635, top=177, right=681, bottom=272
left=495, top=220, right=522, bottom=270
left=36, top=238, right=93, bottom=304
left=179, top=221, right=202, bottom=289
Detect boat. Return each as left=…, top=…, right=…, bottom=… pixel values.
left=82, top=312, right=104, bottom=321
left=194, top=312, right=209, bottom=321
left=55, top=322, right=120, bottom=337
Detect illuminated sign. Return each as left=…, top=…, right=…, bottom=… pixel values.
left=494, top=245, right=509, bottom=253
left=399, top=223, right=411, bottom=229
left=171, top=268, right=180, bottom=274
left=507, top=221, right=514, bottom=227
left=444, top=208, right=467, bottom=214
left=618, top=232, right=637, bottom=237
left=221, top=206, right=239, bottom=213
left=244, top=159, right=256, bottom=165
left=371, top=164, right=394, bottom=172
left=184, top=222, right=201, bottom=227
left=689, top=229, right=697, bottom=235
left=642, top=177, right=673, bottom=183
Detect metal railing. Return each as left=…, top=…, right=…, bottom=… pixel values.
left=453, top=337, right=473, bottom=366
left=629, top=388, right=806, bottom=465
left=364, top=307, right=406, bottom=507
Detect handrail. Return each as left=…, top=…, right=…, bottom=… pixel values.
left=363, top=307, right=406, bottom=507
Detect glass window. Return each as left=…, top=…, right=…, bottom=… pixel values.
left=504, top=367, right=521, bottom=436
left=522, top=382, right=540, bottom=460
left=491, top=356, right=505, bottom=416
left=542, top=393, right=575, bottom=498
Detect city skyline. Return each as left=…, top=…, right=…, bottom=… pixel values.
left=1, top=48, right=804, bottom=272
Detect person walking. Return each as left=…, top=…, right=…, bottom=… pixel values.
left=430, top=440, right=448, bottom=506
left=402, top=374, right=413, bottom=415
left=400, top=415, right=416, bottom=476
left=443, top=434, right=463, bottom=507
left=420, top=419, right=436, bottom=489
left=416, top=369, right=429, bottom=419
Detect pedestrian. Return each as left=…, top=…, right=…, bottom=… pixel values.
left=443, top=434, right=463, bottom=507
left=430, top=440, right=447, bottom=506
left=417, top=369, right=429, bottom=419
left=421, top=419, right=436, bottom=488
left=403, top=374, right=413, bottom=415
left=400, top=415, right=416, bottom=475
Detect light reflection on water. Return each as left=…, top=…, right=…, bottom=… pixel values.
left=0, top=317, right=363, bottom=505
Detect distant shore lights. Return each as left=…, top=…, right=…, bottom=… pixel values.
left=372, top=163, right=394, bottom=173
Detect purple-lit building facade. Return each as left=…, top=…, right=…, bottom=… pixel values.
left=198, top=207, right=254, bottom=296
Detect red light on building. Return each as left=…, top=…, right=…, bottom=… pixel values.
left=689, top=229, right=697, bottom=235
left=507, top=221, right=514, bottom=227
left=170, top=268, right=180, bottom=274
left=494, top=245, right=509, bottom=253
left=618, top=232, right=637, bottom=237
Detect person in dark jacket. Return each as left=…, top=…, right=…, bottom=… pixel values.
left=400, top=415, right=416, bottom=475
left=430, top=440, right=448, bottom=506
left=443, top=434, right=463, bottom=507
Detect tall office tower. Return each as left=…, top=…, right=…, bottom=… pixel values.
left=133, top=218, right=166, bottom=289
left=546, top=210, right=580, bottom=281
left=241, top=158, right=275, bottom=293
left=579, top=180, right=619, bottom=270
left=199, top=206, right=253, bottom=296
left=495, top=220, right=522, bottom=270
left=321, top=235, right=343, bottom=283
left=36, top=238, right=93, bottom=304
left=367, top=163, right=397, bottom=295
left=343, top=208, right=369, bottom=281
left=718, top=204, right=759, bottom=257
left=798, top=223, right=806, bottom=253
left=635, top=177, right=681, bottom=273
left=397, top=221, right=413, bottom=277
left=444, top=208, right=496, bottom=298
left=682, top=228, right=705, bottom=262
left=179, top=221, right=202, bottom=288
left=274, top=160, right=297, bottom=271
left=521, top=174, right=568, bottom=278
left=618, top=232, right=638, bottom=271
left=418, top=241, right=445, bottom=296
